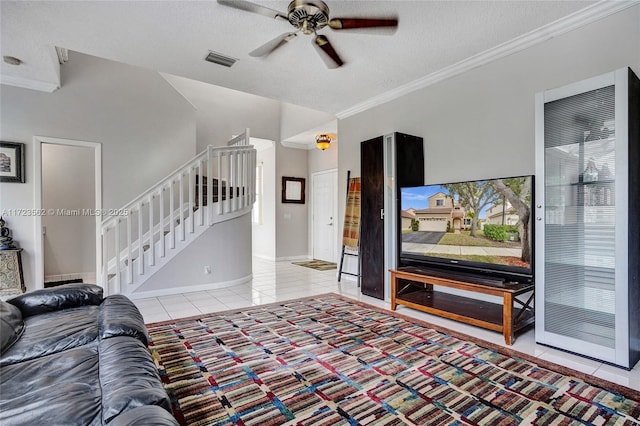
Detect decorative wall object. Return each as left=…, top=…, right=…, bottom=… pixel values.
left=282, top=176, right=305, bottom=204
left=0, top=142, right=25, bottom=183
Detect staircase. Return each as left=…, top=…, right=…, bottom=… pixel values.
left=100, top=130, right=256, bottom=296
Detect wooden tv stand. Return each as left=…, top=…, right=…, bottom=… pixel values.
left=390, top=267, right=534, bottom=345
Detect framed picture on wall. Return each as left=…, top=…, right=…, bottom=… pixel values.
left=0, top=142, right=25, bottom=183
left=282, top=176, right=305, bottom=204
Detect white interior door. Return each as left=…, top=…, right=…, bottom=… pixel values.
left=312, top=169, right=338, bottom=262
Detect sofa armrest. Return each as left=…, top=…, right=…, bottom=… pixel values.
left=99, top=337, right=173, bottom=424
left=99, top=295, right=149, bottom=345
left=0, top=300, right=24, bottom=355
left=8, top=284, right=103, bottom=318
left=106, top=405, right=179, bottom=426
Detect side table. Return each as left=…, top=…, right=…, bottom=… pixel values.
left=0, top=249, right=25, bottom=299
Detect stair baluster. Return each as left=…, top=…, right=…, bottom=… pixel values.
left=179, top=173, right=185, bottom=242
left=148, top=194, right=155, bottom=266
left=198, top=159, right=204, bottom=226
left=159, top=188, right=165, bottom=258
left=137, top=201, right=144, bottom=276
left=169, top=182, right=175, bottom=249
left=188, top=167, right=194, bottom=234
left=114, top=218, right=121, bottom=294
left=100, top=130, right=255, bottom=295
left=207, top=148, right=214, bottom=226
left=127, top=213, right=133, bottom=284
left=217, top=152, right=223, bottom=216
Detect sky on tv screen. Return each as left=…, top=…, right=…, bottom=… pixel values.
left=401, top=184, right=495, bottom=218
left=401, top=185, right=444, bottom=210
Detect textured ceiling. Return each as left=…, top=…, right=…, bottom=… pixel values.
left=1, top=1, right=603, bottom=115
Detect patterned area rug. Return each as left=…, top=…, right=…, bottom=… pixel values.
left=146, top=294, right=640, bottom=425
left=291, top=260, right=337, bottom=271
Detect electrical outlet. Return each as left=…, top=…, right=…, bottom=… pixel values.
left=204, top=266, right=211, bottom=274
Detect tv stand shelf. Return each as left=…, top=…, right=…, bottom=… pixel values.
left=390, top=267, right=534, bottom=345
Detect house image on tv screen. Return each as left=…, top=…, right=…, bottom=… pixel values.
left=485, top=202, right=519, bottom=226
left=412, top=192, right=467, bottom=233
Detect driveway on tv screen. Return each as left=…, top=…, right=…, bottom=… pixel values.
left=402, top=231, right=445, bottom=244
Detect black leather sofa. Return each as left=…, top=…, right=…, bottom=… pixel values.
left=0, top=284, right=178, bottom=425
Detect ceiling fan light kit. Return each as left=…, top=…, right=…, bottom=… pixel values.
left=217, top=0, right=398, bottom=68
left=315, top=133, right=333, bottom=150
left=288, top=0, right=330, bottom=34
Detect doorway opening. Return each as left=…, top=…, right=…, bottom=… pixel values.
left=34, top=137, right=102, bottom=289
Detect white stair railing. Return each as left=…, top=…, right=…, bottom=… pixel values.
left=100, top=130, right=255, bottom=295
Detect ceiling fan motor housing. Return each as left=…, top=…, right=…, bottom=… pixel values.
left=287, top=0, right=330, bottom=34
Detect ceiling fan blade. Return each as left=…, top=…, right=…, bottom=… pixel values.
left=249, top=32, right=297, bottom=57
left=313, top=35, right=344, bottom=68
left=329, top=17, right=398, bottom=30
left=217, top=0, right=288, bottom=20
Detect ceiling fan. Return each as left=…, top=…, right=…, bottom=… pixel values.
left=217, top=0, right=398, bottom=68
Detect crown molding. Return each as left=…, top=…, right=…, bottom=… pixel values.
left=0, top=74, right=59, bottom=93
left=280, top=140, right=314, bottom=150
left=336, top=0, right=639, bottom=119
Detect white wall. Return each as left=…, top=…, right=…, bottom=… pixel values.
left=162, top=73, right=338, bottom=262
left=337, top=5, right=640, bottom=292
left=253, top=145, right=277, bottom=260
left=280, top=103, right=335, bottom=141
left=0, top=51, right=197, bottom=290
left=275, top=142, right=309, bottom=260
left=42, top=143, right=95, bottom=278
left=133, top=214, right=252, bottom=295
left=309, top=139, right=338, bottom=174
left=162, top=74, right=282, bottom=151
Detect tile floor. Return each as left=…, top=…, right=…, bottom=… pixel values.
left=133, top=257, right=640, bottom=391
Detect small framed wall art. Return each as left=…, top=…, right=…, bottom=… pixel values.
left=0, top=142, right=25, bottom=183
left=282, top=176, right=305, bottom=204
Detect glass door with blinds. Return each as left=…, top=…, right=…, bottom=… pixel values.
left=535, top=68, right=639, bottom=368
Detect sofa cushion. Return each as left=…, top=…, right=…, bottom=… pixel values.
left=0, top=300, right=24, bottom=355
left=99, top=295, right=149, bottom=345
left=0, top=305, right=100, bottom=366
left=8, top=283, right=103, bottom=318
left=0, top=346, right=102, bottom=425
left=99, top=336, right=172, bottom=424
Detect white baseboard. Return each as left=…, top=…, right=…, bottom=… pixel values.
left=127, top=274, right=253, bottom=299
left=254, top=254, right=311, bottom=262
left=45, top=272, right=96, bottom=284
left=253, top=253, right=276, bottom=261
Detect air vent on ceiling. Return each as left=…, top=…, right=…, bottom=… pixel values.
left=204, top=50, right=237, bottom=67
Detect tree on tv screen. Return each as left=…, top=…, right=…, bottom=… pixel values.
left=443, top=177, right=532, bottom=264
left=493, top=176, right=532, bottom=264
left=442, top=181, right=499, bottom=237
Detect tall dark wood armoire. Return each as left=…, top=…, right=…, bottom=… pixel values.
left=360, top=133, right=424, bottom=299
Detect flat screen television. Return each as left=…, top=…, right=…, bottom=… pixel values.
left=398, top=175, right=534, bottom=283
